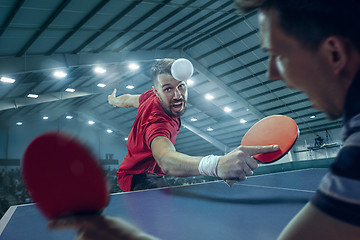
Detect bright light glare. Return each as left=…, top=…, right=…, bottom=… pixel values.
left=53, top=70, right=67, bottom=78
left=88, top=120, right=95, bottom=125
left=97, top=83, right=106, bottom=88
left=310, top=115, right=316, bottom=119
left=205, top=93, right=214, bottom=100
left=1, top=77, right=15, bottom=83
left=240, top=118, right=247, bottom=124
left=186, top=79, right=194, bottom=86
left=65, top=88, right=75, bottom=92
left=207, top=127, right=214, bottom=132
left=66, top=115, right=73, bottom=119
left=43, top=116, right=49, bottom=120
left=190, top=117, right=198, bottom=122
left=107, top=129, right=113, bottom=133
left=224, top=107, right=232, bottom=113
left=128, top=63, right=139, bottom=70
left=124, top=137, right=128, bottom=141
left=16, top=122, right=23, bottom=126
left=93, top=66, right=107, bottom=74
left=126, top=85, right=135, bottom=89
left=27, top=93, right=38, bottom=99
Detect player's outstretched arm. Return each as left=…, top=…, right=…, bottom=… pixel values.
left=151, top=136, right=278, bottom=180
left=108, top=89, right=140, bottom=108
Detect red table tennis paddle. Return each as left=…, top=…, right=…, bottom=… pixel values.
left=241, top=115, right=299, bottom=163
left=22, top=132, right=109, bottom=220
left=226, top=115, right=299, bottom=186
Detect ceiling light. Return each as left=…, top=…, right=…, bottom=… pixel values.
left=93, top=66, right=106, bottom=74
left=128, top=63, right=139, bottom=70
left=66, top=115, right=73, bottom=119
left=126, top=85, right=135, bottom=89
left=224, top=107, right=232, bottom=113
left=240, top=118, right=247, bottom=124
left=310, top=115, right=316, bottom=119
left=205, top=93, right=214, bottom=100
left=106, top=129, right=113, bottom=133
left=16, top=122, right=23, bottom=126
left=27, top=93, right=38, bottom=99
left=97, top=83, right=106, bottom=88
left=43, top=116, right=49, bottom=120
left=207, top=127, right=214, bottom=132
left=186, top=79, right=194, bottom=86
left=1, top=77, right=15, bottom=83
left=53, top=70, right=67, bottom=78
left=190, top=117, right=198, bottom=122
left=65, top=88, right=75, bottom=92
left=88, top=120, right=95, bottom=125
left=124, top=137, right=128, bottom=141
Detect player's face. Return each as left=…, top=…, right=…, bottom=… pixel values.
left=259, top=8, right=344, bottom=120
left=153, top=74, right=188, bottom=117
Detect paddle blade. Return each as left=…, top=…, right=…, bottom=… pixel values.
left=22, top=132, right=109, bottom=219
left=241, top=115, right=299, bottom=163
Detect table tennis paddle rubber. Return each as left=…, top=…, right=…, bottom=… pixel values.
left=225, top=115, right=299, bottom=186
left=22, top=132, right=109, bottom=220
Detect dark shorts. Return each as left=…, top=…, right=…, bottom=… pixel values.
left=131, top=173, right=168, bottom=191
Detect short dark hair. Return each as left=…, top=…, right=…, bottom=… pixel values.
left=234, top=0, right=360, bottom=51
left=151, top=58, right=175, bottom=87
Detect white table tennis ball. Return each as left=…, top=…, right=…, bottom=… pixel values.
left=171, top=58, right=194, bottom=81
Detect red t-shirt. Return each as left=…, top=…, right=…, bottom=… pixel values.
left=117, top=90, right=180, bottom=192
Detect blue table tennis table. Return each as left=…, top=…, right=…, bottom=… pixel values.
left=0, top=168, right=327, bottom=240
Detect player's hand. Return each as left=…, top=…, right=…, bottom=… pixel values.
left=48, top=215, right=159, bottom=240
left=108, top=89, right=118, bottom=107
left=217, top=145, right=278, bottom=181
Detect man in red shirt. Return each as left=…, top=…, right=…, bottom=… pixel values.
left=108, top=58, right=278, bottom=192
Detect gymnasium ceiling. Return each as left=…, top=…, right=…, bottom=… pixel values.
left=0, top=0, right=342, bottom=157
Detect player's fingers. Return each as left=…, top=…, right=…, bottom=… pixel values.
left=48, top=216, right=96, bottom=230
left=245, top=156, right=258, bottom=170
left=238, top=174, right=247, bottom=182
left=241, top=162, right=254, bottom=176
left=239, top=145, right=279, bottom=156
left=112, top=88, right=117, bottom=97
left=48, top=218, right=78, bottom=230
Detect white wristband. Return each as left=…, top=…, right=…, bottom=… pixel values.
left=198, top=155, right=220, bottom=177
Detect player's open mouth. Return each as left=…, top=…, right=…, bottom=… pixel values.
left=172, top=101, right=184, bottom=112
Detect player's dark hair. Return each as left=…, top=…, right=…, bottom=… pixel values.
left=151, top=58, right=175, bottom=87
left=234, top=0, right=360, bottom=51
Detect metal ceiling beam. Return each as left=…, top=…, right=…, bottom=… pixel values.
left=47, top=0, right=111, bottom=55
left=0, top=49, right=180, bottom=75
left=113, top=0, right=191, bottom=53
left=182, top=11, right=257, bottom=51
left=229, top=69, right=267, bottom=87
left=143, top=0, right=219, bottom=50
left=196, top=34, right=259, bottom=61
left=152, top=1, right=233, bottom=50
left=0, top=88, right=101, bottom=112
left=131, top=0, right=195, bottom=51
left=74, top=111, right=130, bottom=137
left=95, top=0, right=171, bottom=53
left=72, top=0, right=143, bottom=54
left=184, top=53, right=265, bottom=120
left=0, top=0, right=25, bottom=37
left=161, top=7, right=237, bottom=49
left=16, top=0, right=72, bottom=57
left=182, top=120, right=229, bottom=154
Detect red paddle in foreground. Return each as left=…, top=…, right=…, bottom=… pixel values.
left=241, top=114, right=299, bottom=164
left=22, top=132, right=109, bottom=220
left=226, top=115, right=299, bottom=186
